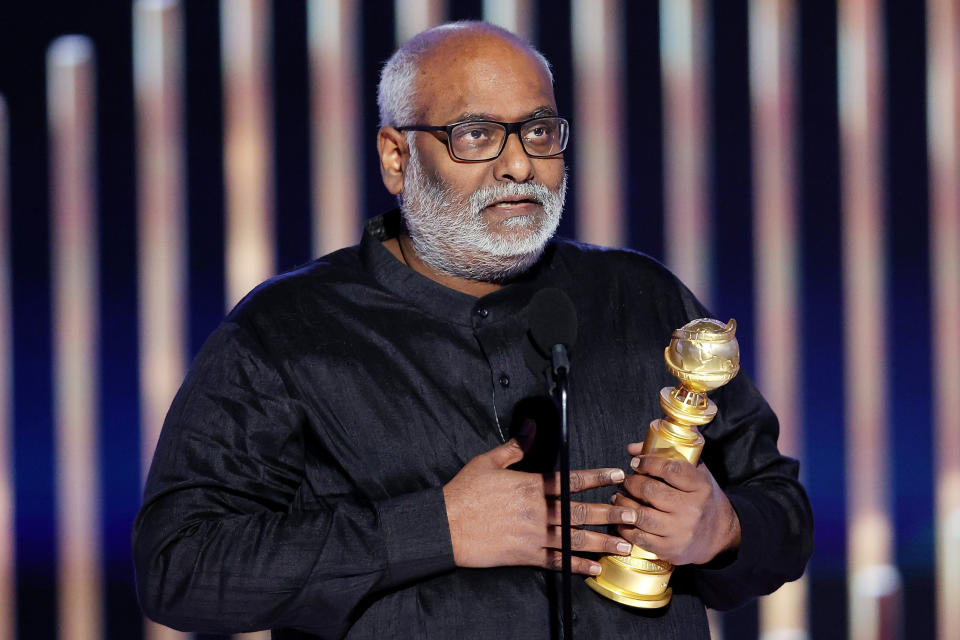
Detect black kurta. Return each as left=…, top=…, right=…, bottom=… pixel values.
left=133, top=210, right=813, bottom=639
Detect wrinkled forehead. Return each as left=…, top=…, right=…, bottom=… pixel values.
left=411, top=33, right=557, bottom=123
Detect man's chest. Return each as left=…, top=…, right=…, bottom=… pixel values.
left=276, top=302, right=674, bottom=504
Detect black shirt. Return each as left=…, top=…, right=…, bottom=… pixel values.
left=132, top=210, right=813, bottom=639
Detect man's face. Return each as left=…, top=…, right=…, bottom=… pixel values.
left=399, top=35, right=567, bottom=281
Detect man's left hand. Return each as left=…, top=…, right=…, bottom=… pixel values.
left=613, top=442, right=741, bottom=566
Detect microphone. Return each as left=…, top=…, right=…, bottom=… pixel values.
left=524, top=288, right=577, bottom=383
left=524, top=288, right=577, bottom=639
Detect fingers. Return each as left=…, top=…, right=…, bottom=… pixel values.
left=622, top=471, right=684, bottom=512
left=546, top=526, right=633, bottom=557
left=611, top=493, right=671, bottom=537
left=548, top=500, right=637, bottom=527
left=480, top=438, right=526, bottom=469
left=543, top=550, right=603, bottom=577
left=626, top=441, right=645, bottom=456
left=543, top=467, right=625, bottom=495
left=616, top=523, right=667, bottom=557
left=630, top=455, right=701, bottom=492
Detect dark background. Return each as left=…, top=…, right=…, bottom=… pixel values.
left=0, top=1, right=934, bottom=638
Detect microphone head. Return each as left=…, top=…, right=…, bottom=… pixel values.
left=527, top=288, right=578, bottom=352
left=524, top=288, right=578, bottom=375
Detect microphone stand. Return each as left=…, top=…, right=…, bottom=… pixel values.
left=551, top=344, right=573, bottom=640
left=524, top=287, right=578, bottom=638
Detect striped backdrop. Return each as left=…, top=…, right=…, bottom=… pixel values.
left=0, top=1, right=955, bottom=638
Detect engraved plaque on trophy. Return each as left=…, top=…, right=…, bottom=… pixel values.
left=585, top=318, right=740, bottom=608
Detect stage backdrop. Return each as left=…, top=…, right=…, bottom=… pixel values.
left=0, top=1, right=955, bottom=639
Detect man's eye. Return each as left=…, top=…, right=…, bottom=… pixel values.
left=454, top=125, right=496, bottom=147
left=524, top=121, right=556, bottom=141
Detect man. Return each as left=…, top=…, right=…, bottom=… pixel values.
left=133, top=22, right=812, bottom=639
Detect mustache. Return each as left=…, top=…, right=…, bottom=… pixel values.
left=469, top=182, right=555, bottom=210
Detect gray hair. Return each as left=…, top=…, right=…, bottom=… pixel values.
left=377, top=21, right=554, bottom=129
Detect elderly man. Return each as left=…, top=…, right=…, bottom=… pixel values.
left=133, top=21, right=812, bottom=639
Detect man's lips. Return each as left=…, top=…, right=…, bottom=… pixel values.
left=485, top=196, right=542, bottom=211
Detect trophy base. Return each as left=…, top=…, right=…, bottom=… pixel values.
left=585, top=577, right=672, bottom=609
left=584, top=552, right=674, bottom=609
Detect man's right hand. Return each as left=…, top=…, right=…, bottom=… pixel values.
left=442, top=438, right=637, bottom=576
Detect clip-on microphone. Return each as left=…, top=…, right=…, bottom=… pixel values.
left=524, top=288, right=578, bottom=639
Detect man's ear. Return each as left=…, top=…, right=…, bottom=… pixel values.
left=378, top=126, right=409, bottom=196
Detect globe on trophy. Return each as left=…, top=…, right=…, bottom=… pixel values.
left=585, top=318, right=741, bottom=608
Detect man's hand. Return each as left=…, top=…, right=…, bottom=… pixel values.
left=613, top=442, right=742, bottom=566
left=443, top=438, right=637, bottom=576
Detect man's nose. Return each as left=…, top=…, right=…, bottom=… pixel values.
left=493, top=132, right=534, bottom=183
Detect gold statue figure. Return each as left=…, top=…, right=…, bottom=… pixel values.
left=585, top=318, right=740, bottom=608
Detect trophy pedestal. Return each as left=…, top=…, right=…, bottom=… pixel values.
left=585, top=415, right=703, bottom=608
left=587, top=318, right=740, bottom=610
left=585, top=551, right=673, bottom=608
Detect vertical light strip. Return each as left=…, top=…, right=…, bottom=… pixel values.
left=394, top=0, right=446, bottom=45
left=47, top=35, right=103, bottom=640
left=0, top=95, right=15, bottom=640
left=221, top=0, right=275, bottom=308
left=659, top=0, right=711, bottom=306
left=749, top=1, right=808, bottom=638
left=133, top=0, right=187, bottom=503
left=571, top=0, right=624, bottom=247
left=482, top=0, right=534, bottom=42
left=308, top=0, right=361, bottom=257
left=927, top=1, right=960, bottom=638
left=661, top=10, right=721, bottom=631
left=838, top=1, right=899, bottom=638
left=133, top=2, right=190, bottom=639
left=658, top=2, right=720, bottom=631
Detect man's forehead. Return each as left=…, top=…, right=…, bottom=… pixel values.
left=412, top=34, right=556, bottom=122
left=413, top=25, right=538, bottom=66
left=447, top=105, right=558, bottom=123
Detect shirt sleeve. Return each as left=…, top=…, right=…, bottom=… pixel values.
left=131, top=319, right=456, bottom=636
left=667, top=275, right=814, bottom=610
left=686, top=371, right=814, bottom=610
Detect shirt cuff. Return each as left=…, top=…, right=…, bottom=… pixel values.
left=689, top=490, right=765, bottom=607
left=377, top=486, right=456, bottom=588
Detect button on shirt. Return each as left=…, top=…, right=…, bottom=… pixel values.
left=132, top=209, right=813, bottom=639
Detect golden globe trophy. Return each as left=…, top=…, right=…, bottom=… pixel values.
left=585, top=318, right=740, bottom=608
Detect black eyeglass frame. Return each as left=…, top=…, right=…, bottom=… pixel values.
left=396, top=116, right=570, bottom=162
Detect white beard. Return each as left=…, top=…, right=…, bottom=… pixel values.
left=399, top=144, right=567, bottom=282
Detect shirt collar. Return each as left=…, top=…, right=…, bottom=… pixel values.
left=360, top=209, right=570, bottom=327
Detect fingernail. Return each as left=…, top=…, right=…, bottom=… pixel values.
left=610, top=494, right=618, bottom=504
left=630, top=457, right=640, bottom=470
left=621, top=510, right=637, bottom=524
left=610, top=469, right=625, bottom=483
left=617, top=542, right=632, bottom=554
left=589, top=564, right=601, bottom=575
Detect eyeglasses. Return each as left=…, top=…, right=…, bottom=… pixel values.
left=396, top=116, right=570, bottom=162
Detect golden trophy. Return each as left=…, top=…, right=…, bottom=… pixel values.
left=585, top=318, right=740, bottom=608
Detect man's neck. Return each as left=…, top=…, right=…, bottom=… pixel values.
left=383, top=233, right=503, bottom=298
